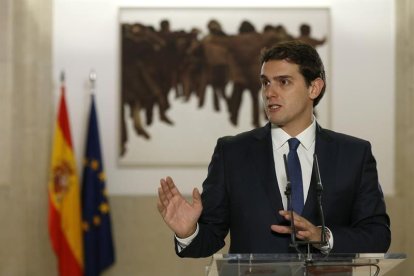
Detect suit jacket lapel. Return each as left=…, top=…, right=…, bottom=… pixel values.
left=249, top=123, right=284, bottom=216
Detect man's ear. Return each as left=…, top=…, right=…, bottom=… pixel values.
left=309, top=78, right=324, bottom=100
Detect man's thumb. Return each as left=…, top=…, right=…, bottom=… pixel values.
left=192, top=188, right=202, bottom=205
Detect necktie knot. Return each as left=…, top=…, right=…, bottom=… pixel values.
left=288, top=138, right=300, bottom=151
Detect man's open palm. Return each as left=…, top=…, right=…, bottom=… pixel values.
left=157, top=176, right=203, bottom=238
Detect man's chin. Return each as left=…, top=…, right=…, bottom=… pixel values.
left=268, top=118, right=285, bottom=126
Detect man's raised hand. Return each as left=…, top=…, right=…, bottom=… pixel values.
left=157, top=176, right=203, bottom=238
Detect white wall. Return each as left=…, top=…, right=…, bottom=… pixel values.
left=53, top=0, right=395, bottom=195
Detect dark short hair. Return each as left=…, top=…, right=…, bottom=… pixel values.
left=160, top=19, right=170, bottom=30
left=300, top=24, right=311, bottom=36
left=260, top=40, right=326, bottom=107
left=238, top=20, right=256, bottom=33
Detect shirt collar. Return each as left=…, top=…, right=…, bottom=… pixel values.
left=271, top=116, right=316, bottom=150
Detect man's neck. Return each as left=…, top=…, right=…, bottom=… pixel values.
left=281, top=117, right=314, bottom=137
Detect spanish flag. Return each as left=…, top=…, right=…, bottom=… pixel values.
left=48, top=80, right=84, bottom=276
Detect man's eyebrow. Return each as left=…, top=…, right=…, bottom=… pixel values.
left=274, top=75, right=292, bottom=79
left=260, top=74, right=292, bottom=80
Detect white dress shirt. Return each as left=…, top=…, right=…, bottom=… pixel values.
left=271, top=119, right=316, bottom=210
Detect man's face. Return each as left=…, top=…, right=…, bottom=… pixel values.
left=260, top=59, right=319, bottom=136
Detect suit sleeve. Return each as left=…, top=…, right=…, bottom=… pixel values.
left=329, top=142, right=391, bottom=253
left=176, top=138, right=230, bottom=258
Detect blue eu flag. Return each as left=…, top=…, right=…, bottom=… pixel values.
left=82, top=95, right=115, bottom=276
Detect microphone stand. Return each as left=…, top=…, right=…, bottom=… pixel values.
left=314, top=154, right=328, bottom=250
left=282, top=154, right=329, bottom=263
left=282, top=154, right=300, bottom=254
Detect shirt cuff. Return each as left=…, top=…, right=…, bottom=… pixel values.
left=175, top=224, right=199, bottom=252
left=317, top=226, right=333, bottom=253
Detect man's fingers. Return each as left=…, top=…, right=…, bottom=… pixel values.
left=160, top=178, right=176, bottom=200
left=157, top=187, right=168, bottom=216
left=272, top=210, right=322, bottom=241
left=158, top=185, right=168, bottom=204
left=166, top=176, right=177, bottom=191
left=165, top=176, right=182, bottom=198
left=271, top=225, right=312, bottom=241
left=279, top=210, right=300, bottom=220
left=158, top=187, right=169, bottom=206
left=270, top=225, right=291, bottom=234
left=192, top=188, right=201, bottom=203
left=296, top=230, right=310, bottom=239
left=278, top=210, right=310, bottom=229
left=273, top=210, right=321, bottom=241
left=157, top=199, right=164, bottom=214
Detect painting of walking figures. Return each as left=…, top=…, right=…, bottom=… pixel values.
left=119, top=8, right=329, bottom=166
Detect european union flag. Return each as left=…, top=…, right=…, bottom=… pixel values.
left=82, top=95, right=115, bottom=276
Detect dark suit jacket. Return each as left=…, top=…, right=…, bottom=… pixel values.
left=177, top=123, right=391, bottom=257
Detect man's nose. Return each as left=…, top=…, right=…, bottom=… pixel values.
left=263, top=84, right=278, bottom=99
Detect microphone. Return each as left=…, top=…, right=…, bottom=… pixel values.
left=313, top=154, right=328, bottom=247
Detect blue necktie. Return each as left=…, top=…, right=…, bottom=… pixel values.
left=288, top=138, right=304, bottom=214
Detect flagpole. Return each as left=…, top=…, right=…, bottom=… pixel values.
left=60, top=71, right=65, bottom=98
left=89, top=69, right=96, bottom=96
left=60, top=70, right=65, bottom=84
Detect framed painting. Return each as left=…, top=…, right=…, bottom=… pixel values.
left=118, top=7, right=330, bottom=166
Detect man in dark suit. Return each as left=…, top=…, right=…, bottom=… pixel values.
left=157, top=41, right=391, bottom=257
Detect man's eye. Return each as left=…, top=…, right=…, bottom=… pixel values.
left=280, top=79, right=290, bottom=86
left=261, top=80, right=270, bottom=87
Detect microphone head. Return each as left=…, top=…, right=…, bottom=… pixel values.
left=283, top=154, right=292, bottom=195
left=313, top=154, right=323, bottom=191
